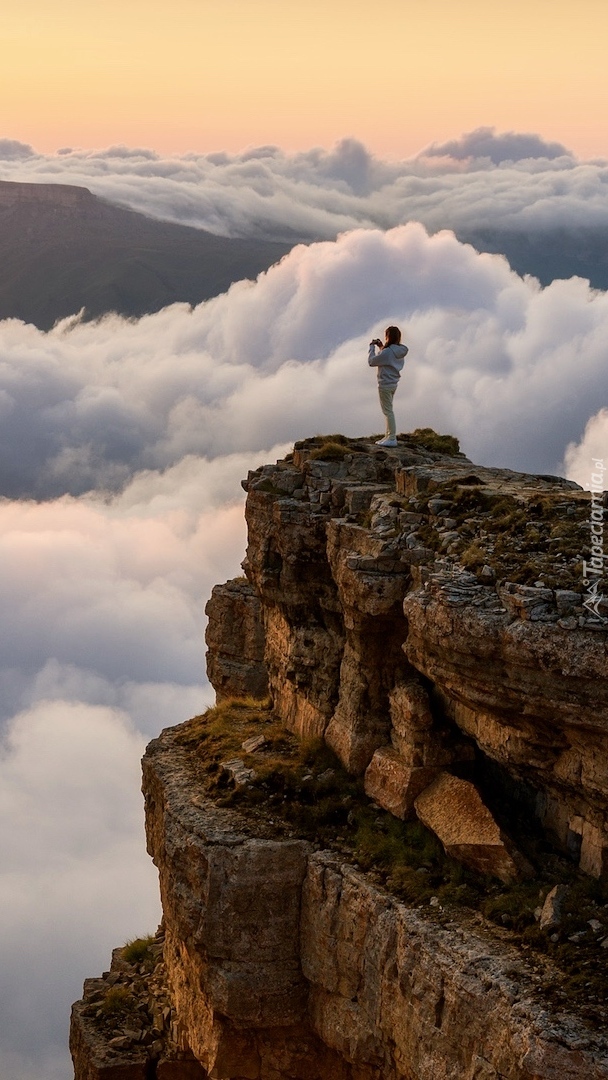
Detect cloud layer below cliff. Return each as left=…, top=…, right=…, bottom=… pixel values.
left=0, top=217, right=606, bottom=1078
left=1, top=128, right=608, bottom=242
left=0, top=221, right=606, bottom=501
left=0, top=450, right=284, bottom=1078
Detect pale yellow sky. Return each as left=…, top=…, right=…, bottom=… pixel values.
left=1, top=0, right=607, bottom=157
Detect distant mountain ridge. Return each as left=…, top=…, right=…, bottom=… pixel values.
left=0, top=180, right=292, bottom=330
left=2, top=180, right=607, bottom=333
left=461, top=225, right=608, bottom=291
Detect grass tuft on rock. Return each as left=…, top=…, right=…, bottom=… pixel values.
left=100, top=986, right=136, bottom=1018
left=121, top=935, right=155, bottom=967
left=403, top=428, right=461, bottom=456
left=309, top=441, right=350, bottom=461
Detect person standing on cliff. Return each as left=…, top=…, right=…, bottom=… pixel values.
left=368, top=325, right=408, bottom=447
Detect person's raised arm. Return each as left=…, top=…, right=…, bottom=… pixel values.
left=368, top=338, right=384, bottom=366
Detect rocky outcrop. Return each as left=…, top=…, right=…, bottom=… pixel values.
left=142, top=726, right=310, bottom=1049
left=414, top=773, right=534, bottom=883
left=205, top=579, right=268, bottom=701
left=216, top=435, right=608, bottom=878
left=69, top=929, right=207, bottom=1079
left=134, top=719, right=608, bottom=1080
left=402, top=579, right=608, bottom=875
left=301, top=854, right=608, bottom=1080
left=72, top=433, right=608, bottom=1080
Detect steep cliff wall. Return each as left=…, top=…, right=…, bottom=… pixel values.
left=72, top=434, right=608, bottom=1080
left=213, top=435, right=607, bottom=877
left=138, top=718, right=608, bottom=1079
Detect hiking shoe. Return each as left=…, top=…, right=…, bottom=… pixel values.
left=375, top=437, right=398, bottom=447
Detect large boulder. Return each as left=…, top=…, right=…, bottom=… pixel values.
left=414, top=773, right=533, bottom=883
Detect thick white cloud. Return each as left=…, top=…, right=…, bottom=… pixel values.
left=0, top=449, right=288, bottom=721
left=0, top=700, right=159, bottom=1079
left=1, top=130, right=607, bottom=242
left=1, top=213, right=608, bottom=1079
left=0, top=448, right=287, bottom=1079
left=564, top=408, right=608, bottom=487
left=0, top=223, right=607, bottom=499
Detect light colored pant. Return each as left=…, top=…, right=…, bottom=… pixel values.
left=378, top=386, right=397, bottom=438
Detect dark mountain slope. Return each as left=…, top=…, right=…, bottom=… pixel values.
left=461, top=225, right=608, bottom=290
left=0, top=181, right=292, bottom=329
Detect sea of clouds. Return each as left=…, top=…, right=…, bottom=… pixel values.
left=1, top=131, right=607, bottom=1079
left=2, top=126, right=608, bottom=242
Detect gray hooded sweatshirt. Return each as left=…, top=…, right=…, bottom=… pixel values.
left=368, top=341, right=409, bottom=388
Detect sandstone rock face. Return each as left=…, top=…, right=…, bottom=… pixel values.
left=73, top=437, right=608, bottom=1080
left=364, top=746, right=438, bottom=819
left=140, top=722, right=372, bottom=1080
left=402, top=574, right=608, bottom=876
left=141, top=723, right=342, bottom=1079
left=205, top=579, right=268, bottom=701
left=136, top=722, right=608, bottom=1080
left=323, top=518, right=412, bottom=772
left=205, top=437, right=608, bottom=879
left=414, top=773, right=533, bottom=883
left=143, top=727, right=310, bottom=1050
left=302, top=853, right=608, bottom=1080
left=243, top=476, right=345, bottom=740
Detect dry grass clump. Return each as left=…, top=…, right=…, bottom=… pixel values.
left=121, top=935, right=155, bottom=967
left=402, top=428, right=461, bottom=456
left=309, top=441, right=350, bottom=461
left=100, top=986, right=136, bottom=1018
left=175, top=696, right=277, bottom=760
left=313, top=433, right=349, bottom=444
left=292, top=432, right=375, bottom=462
left=461, top=541, right=486, bottom=570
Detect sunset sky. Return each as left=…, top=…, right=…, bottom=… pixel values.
left=2, top=0, right=607, bottom=158
left=3, top=4, right=608, bottom=1080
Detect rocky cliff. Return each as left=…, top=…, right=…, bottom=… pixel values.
left=71, top=433, right=608, bottom=1079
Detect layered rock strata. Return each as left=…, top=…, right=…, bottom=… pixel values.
left=205, top=579, right=268, bottom=701
left=69, top=927, right=206, bottom=1079
left=209, top=435, right=608, bottom=878
left=135, top=718, right=608, bottom=1080
left=73, top=434, right=608, bottom=1080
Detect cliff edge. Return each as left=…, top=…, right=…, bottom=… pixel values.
left=71, top=432, right=608, bottom=1079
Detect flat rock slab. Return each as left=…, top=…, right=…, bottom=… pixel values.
left=414, top=772, right=533, bottom=883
